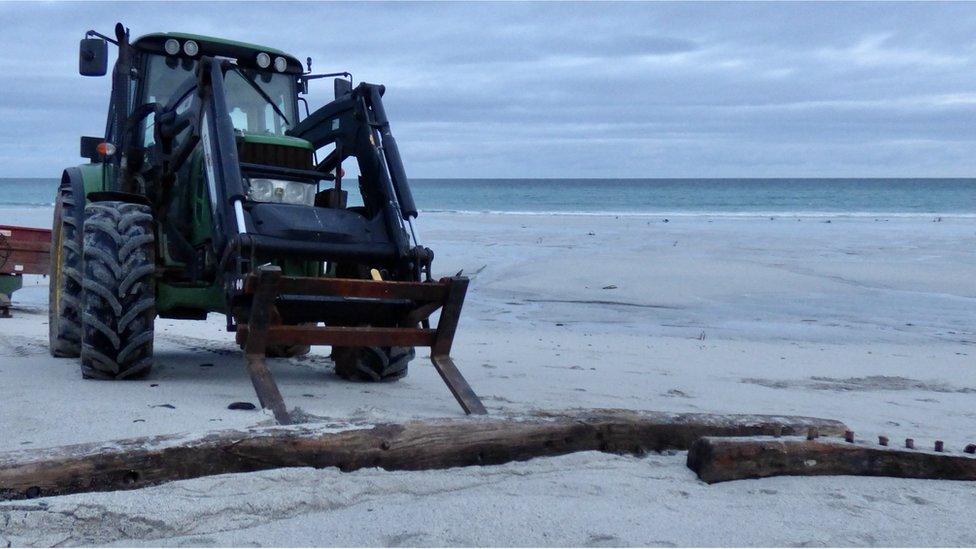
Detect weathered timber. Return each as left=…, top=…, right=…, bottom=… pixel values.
left=687, top=436, right=976, bottom=484
left=0, top=409, right=845, bottom=500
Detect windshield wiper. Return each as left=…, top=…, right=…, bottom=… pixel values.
left=230, top=67, right=291, bottom=126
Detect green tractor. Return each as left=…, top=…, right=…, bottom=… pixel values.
left=49, top=23, right=485, bottom=421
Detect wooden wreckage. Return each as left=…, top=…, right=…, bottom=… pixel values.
left=688, top=429, right=976, bottom=484
left=0, top=410, right=846, bottom=500
left=1, top=246, right=973, bottom=499
left=0, top=404, right=973, bottom=501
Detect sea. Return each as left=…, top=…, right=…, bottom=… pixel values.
left=2, top=178, right=974, bottom=217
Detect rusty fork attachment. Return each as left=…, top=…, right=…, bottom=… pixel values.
left=235, top=265, right=487, bottom=424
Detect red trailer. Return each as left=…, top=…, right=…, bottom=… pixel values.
left=0, top=225, right=51, bottom=317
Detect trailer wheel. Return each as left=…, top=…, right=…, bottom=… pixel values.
left=80, top=201, right=156, bottom=379
left=333, top=346, right=414, bottom=382
left=49, top=185, right=84, bottom=357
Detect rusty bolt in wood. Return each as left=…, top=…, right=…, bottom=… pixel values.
left=807, top=427, right=819, bottom=440
left=905, top=438, right=915, bottom=449
left=935, top=440, right=944, bottom=452
left=844, top=430, right=855, bottom=443
left=878, top=436, right=889, bottom=446
left=964, top=444, right=976, bottom=455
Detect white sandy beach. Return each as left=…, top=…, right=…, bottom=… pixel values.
left=1, top=207, right=974, bottom=546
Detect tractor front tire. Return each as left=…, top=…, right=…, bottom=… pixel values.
left=49, top=185, right=84, bottom=357
left=332, top=346, right=414, bottom=382
left=80, top=201, right=156, bottom=379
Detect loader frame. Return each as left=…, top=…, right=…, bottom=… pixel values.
left=238, top=266, right=486, bottom=424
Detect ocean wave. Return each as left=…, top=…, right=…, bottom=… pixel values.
left=0, top=202, right=56, bottom=208
left=419, top=209, right=976, bottom=219
left=3, top=204, right=973, bottom=219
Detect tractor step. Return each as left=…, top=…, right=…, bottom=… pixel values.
left=235, top=265, right=487, bottom=424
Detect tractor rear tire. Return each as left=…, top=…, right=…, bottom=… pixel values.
left=332, top=346, right=414, bottom=382
left=49, top=185, right=84, bottom=357
left=80, top=201, right=156, bottom=380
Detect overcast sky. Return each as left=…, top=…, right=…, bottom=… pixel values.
left=2, top=1, right=976, bottom=178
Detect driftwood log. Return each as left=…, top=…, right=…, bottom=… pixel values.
left=687, top=436, right=976, bottom=484
left=0, top=409, right=845, bottom=500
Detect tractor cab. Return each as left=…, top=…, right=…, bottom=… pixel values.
left=131, top=34, right=301, bottom=146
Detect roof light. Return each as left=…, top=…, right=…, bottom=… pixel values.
left=256, top=52, right=271, bottom=69
left=274, top=56, right=287, bottom=72
left=164, top=39, right=180, bottom=56
left=183, top=40, right=199, bottom=56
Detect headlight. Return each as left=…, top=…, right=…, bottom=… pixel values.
left=247, top=178, right=316, bottom=206
left=183, top=40, right=199, bottom=56
left=256, top=52, right=271, bottom=69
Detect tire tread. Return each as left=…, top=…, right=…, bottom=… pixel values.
left=49, top=186, right=83, bottom=357
left=80, top=201, right=156, bottom=379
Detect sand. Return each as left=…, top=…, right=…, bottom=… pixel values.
left=0, top=207, right=974, bottom=546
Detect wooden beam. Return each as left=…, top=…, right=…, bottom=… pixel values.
left=0, top=409, right=845, bottom=500
left=687, top=436, right=976, bottom=484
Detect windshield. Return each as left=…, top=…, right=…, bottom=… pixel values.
left=223, top=68, right=296, bottom=136
left=140, top=54, right=297, bottom=145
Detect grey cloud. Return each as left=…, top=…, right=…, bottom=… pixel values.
left=1, top=1, right=976, bottom=177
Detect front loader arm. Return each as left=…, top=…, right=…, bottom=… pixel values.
left=290, top=84, right=417, bottom=226
left=124, top=56, right=246, bottom=258
left=195, top=57, right=248, bottom=255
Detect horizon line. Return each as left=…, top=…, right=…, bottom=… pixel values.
left=2, top=176, right=975, bottom=181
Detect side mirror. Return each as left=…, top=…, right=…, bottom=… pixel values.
left=334, top=78, right=352, bottom=99
left=79, top=38, right=108, bottom=76
left=80, top=136, right=102, bottom=161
